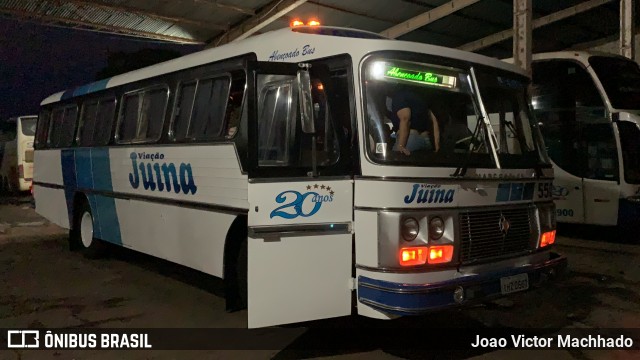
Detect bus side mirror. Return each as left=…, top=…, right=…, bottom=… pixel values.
left=297, top=64, right=315, bottom=134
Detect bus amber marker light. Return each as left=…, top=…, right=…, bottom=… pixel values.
left=539, top=230, right=556, bottom=248
left=290, top=20, right=304, bottom=27
left=307, top=20, right=321, bottom=26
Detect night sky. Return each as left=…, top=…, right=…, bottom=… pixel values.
left=0, top=18, right=202, bottom=121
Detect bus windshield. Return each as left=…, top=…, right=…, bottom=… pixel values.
left=617, top=121, right=640, bottom=184
left=21, top=117, right=37, bottom=136
left=589, top=55, right=640, bottom=110
left=363, top=57, right=549, bottom=169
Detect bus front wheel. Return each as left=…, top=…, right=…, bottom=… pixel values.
left=70, top=200, right=106, bottom=258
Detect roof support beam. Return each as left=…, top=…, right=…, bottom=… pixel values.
left=67, top=0, right=228, bottom=31
left=620, top=0, right=635, bottom=60
left=459, top=0, right=615, bottom=52
left=0, top=6, right=203, bottom=44
left=211, top=0, right=308, bottom=47
left=380, top=0, right=481, bottom=39
left=512, top=0, right=531, bottom=74
left=194, top=0, right=256, bottom=16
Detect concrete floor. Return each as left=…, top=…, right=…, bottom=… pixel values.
left=1, top=195, right=639, bottom=359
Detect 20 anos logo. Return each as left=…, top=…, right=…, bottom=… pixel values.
left=270, top=184, right=335, bottom=219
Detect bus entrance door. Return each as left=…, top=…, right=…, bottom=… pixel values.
left=246, top=61, right=353, bottom=328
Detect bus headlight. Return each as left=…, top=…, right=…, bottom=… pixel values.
left=429, top=216, right=445, bottom=240
left=538, top=203, right=556, bottom=231
left=402, top=217, right=419, bottom=241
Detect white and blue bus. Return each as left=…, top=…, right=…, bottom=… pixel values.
left=1, top=115, right=37, bottom=192
left=530, top=51, right=640, bottom=235
left=34, top=25, right=566, bottom=328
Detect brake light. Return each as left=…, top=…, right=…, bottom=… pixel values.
left=428, top=245, right=454, bottom=264
left=540, top=230, right=556, bottom=248
left=18, top=164, right=24, bottom=178
left=399, top=247, right=428, bottom=266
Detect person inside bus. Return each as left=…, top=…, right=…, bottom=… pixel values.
left=388, top=87, right=441, bottom=155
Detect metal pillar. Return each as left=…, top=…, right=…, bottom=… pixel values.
left=620, top=0, right=635, bottom=60
left=513, top=0, right=532, bottom=75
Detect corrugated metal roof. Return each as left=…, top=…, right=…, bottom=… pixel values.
left=0, top=0, right=637, bottom=57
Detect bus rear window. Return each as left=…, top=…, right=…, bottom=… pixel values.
left=21, top=117, right=37, bottom=136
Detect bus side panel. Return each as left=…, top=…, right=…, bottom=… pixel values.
left=34, top=149, right=69, bottom=228
left=74, top=148, right=123, bottom=245
left=114, top=198, right=234, bottom=278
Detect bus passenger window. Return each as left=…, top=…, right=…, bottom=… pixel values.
left=94, top=99, right=116, bottom=146
left=225, top=73, right=247, bottom=139
left=35, top=111, right=50, bottom=148
left=78, top=101, right=98, bottom=146
left=172, top=76, right=230, bottom=141
left=118, top=86, right=168, bottom=143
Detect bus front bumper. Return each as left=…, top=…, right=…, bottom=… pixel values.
left=357, top=251, right=567, bottom=316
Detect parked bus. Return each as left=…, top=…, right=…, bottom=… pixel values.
left=0, top=115, right=37, bottom=192
left=34, top=25, right=566, bottom=328
left=530, top=52, right=640, bottom=234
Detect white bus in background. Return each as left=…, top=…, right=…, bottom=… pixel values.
left=0, top=115, right=37, bottom=192
left=34, top=25, right=566, bottom=328
left=530, top=52, right=640, bottom=234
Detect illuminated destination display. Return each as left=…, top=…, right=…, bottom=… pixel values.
left=383, top=65, right=457, bottom=88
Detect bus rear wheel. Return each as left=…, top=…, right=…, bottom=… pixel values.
left=71, top=200, right=106, bottom=258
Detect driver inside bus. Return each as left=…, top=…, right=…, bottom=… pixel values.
left=389, top=88, right=441, bottom=155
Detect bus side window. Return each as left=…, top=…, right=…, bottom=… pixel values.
left=118, top=86, right=168, bottom=143
left=94, top=99, right=116, bottom=146
left=532, top=61, right=587, bottom=178
left=582, top=121, right=619, bottom=181
left=172, top=76, right=230, bottom=142
left=78, top=101, right=99, bottom=147
left=257, top=79, right=295, bottom=165
left=35, top=111, right=50, bottom=148
left=225, top=72, right=246, bottom=139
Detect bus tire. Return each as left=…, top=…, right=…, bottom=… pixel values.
left=71, top=199, right=106, bottom=258
left=224, top=216, right=247, bottom=312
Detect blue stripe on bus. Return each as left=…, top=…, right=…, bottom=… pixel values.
left=60, top=149, right=77, bottom=225
left=60, top=148, right=122, bottom=245
left=60, top=78, right=110, bottom=101
left=91, top=148, right=122, bottom=245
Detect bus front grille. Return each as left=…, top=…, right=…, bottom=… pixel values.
left=459, top=206, right=535, bottom=264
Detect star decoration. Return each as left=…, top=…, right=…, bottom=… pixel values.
left=314, top=184, right=319, bottom=189
left=306, top=185, right=311, bottom=190
left=321, top=185, right=326, bottom=189
left=330, top=191, right=334, bottom=195
left=326, top=186, right=331, bottom=191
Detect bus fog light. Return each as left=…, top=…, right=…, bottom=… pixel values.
left=399, top=247, right=428, bottom=266
left=402, top=217, right=419, bottom=241
left=428, top=216, right=444, bottom=240
left=454, top=286, right=465, bottom=303
left=428, top=245, right=454, bottom=264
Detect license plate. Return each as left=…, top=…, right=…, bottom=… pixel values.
left=500, top=273, right=529, bottom=295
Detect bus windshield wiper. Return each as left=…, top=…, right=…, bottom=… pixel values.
left=452, top=114, right=485, bottom=177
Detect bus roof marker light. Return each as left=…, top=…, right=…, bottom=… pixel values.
left=291, top=20, right=304, bottom=27
left=308, top=20, right=321, bottom=26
